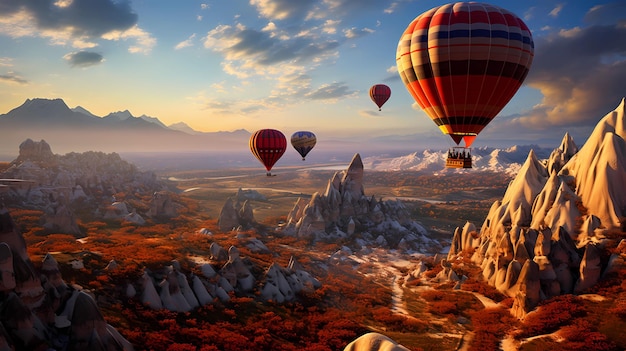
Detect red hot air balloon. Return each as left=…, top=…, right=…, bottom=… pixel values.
left=396, top=2, right=534, bottom=150
left=249, top=129, right=287, bottom=176
left=369, top=84, right=391, bottom=111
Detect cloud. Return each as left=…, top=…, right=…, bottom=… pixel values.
left=175, top=34, right=196, bottom=50
left=204, top=23, right=340, bottom=74
left=343, top=27, right=375, bottom=39
left=0, top=57, right=13, bottom=68
left=0, top=72, right=28, bottom=85
left=63, top=51, right=104, bottom=67
left=584, top=2, right=626, bottom=25
left=502, top=23, right=626, bottom=131
left=549, top=3, right=564, bottom=18
left=305, top=82, right=356, bottom=100
left=250, top=0, right=318, bottom=21
left=0, top=0, right=153, bottom=53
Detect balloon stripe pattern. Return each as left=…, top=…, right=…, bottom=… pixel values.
left=369, top=84, right=391, bottom=111
left=396, top=2, right=533, bottom=147
left=290, top=131, right=316, bottom=160
left=249, top=129, right=287, bottom=172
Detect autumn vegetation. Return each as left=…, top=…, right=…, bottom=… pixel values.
left=7, top=169, right=626, bottom=351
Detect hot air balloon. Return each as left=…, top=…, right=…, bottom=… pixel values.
left=290, top=131, right=317, bottom=161
left=249, top=129, right=287, bottom=176
left=396, top=2, right=534, bottom=167
left=369, top=84, right=391, bottom=111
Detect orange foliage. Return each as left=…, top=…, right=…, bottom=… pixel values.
left=516, top=294, right=587, bottom=339
left=468, top=307, right=518, bottom=351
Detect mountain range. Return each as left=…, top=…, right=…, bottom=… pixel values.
left=0, top=98, right=251, bottom=157
left=0, top=98, right=575, bottom=174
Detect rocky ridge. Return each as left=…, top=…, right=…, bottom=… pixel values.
left=444, top=98, right=626, bottom=317
left=0, top=139, right=178, bottom=235
left=281, top=153, right=441, bottom=254
left=133, top=240, right=321, bottom=311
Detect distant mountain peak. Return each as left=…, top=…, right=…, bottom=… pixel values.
left=104, top=110, right=134, bottom=121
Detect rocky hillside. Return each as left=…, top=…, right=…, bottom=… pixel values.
left=445, top=98, right=626, bottom=318
left=0, top=139, right=175, bottom=235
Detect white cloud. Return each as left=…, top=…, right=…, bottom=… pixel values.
left=175, top=34, right=196, bottom=50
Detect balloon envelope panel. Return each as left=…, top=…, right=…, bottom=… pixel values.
left=396, top=2, right=534, bottom=147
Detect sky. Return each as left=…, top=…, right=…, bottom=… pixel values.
left=1, top=0, right=625, bottom=151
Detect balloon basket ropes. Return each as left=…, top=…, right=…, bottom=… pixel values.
left=445, top=146, right=472, bottom=169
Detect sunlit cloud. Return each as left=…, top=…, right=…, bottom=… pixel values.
left=175, top=34, right=196, bottom=50
left=103, top=26, right=156, bottom=54
left=0, top=72, right=28, bottom=85
left=304, top=82, right=357, bottom=101
left=0, top=0, right=153, bottom=53
left=495, top=23, right=626, bottom=132
left=343, top=27, right=374, bottom=39
left=250, top=0, right=317, bottom=21
left=549, top=3, right=564, bottom=18
left=0, top=58, right=14, bottom=68
left=63, top=51, right=104, bottom=67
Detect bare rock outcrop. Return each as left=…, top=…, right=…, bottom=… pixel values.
left=282, top=153, right=440, bottom=253
left=217, top=197, right=257, bottom=232
left=343, top=332, right=411, bottom=351
left=447, top=98, right=626, bottom=317
left=0, top=140, right=170, bottom=234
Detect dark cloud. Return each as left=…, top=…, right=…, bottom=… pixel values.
left=207, top=25, right=340, bottom=67
left=305, top=82, right=355, bottom=100
left=511, top=23, right=626, bottom=129
left=0, top=72, right=27, bottom=85
left=64, top=51, right=104, bottom=67
left=0, top=0, right=137, bottom=38
left=584, top=2, right=626, bottom=25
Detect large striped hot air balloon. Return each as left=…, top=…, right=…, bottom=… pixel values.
left=396, top=2, right=534, bottom=148
left=369, top=84, right=391, bottom=111
left=290, top=131, right=317, bottom=161
left=249, top=129, right=287, bottom=176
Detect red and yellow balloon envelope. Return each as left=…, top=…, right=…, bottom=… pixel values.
left=369, top=84, right=391, bottom=111
left=396, top=2, right=534, bottom=148
left=249, top=129, right=287, bottom=176
left=290, top=131, right=317, bottom=161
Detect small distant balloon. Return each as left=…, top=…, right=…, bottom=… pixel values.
left=249, top=129, right=287, bottom=176
left=290, top=131, right=317, bottom=161
left=369, top=84, right=391, bottom=111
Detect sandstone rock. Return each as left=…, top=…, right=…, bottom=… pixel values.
left=343, top=332, right=410, bottom=351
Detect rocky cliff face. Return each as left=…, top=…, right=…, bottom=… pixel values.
left=281, top=153, right=441, bottom=253
left=446, top=98, right=626, bottom=318
left=0, top=207, right=133, bottom=350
